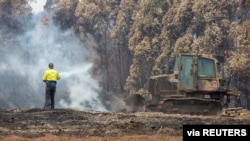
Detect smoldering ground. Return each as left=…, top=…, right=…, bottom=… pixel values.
left=0, top=1, right=124, bottom=112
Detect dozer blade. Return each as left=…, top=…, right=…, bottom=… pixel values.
left=125, top=94, right=146, bottom=112
left=162, top=98, right=223, bottom=115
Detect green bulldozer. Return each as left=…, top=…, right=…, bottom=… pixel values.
left=125, top=53, right=242, bottom=116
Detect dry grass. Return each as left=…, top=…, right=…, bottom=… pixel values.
left=1, top=135, right=182, bottom=141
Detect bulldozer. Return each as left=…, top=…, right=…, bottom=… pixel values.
left=125, top=53, right=242, bottom=115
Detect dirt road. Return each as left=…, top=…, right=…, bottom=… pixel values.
left=0, top=108, right=250, bottom=141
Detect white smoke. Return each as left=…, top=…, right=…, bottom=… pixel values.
left=0, top=1, right=108, bottom=112
left=58, top=64, right=107, bottom=112
left=29, top=0, right=47, bottom=14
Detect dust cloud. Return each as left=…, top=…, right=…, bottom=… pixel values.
left=0, top=1, right=107, bottom=112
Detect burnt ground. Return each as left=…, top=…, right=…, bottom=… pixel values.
left=0, top=108, right=250, bottom=141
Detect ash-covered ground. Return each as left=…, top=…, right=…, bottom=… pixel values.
left=0, top=108, right=250, bottom=140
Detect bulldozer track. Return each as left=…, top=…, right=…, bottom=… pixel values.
left=160, top=97, right=223, bottom=116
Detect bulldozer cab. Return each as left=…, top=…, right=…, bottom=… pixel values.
left=176, top=54, right=219, bottom=92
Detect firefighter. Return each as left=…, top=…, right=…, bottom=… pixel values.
left=42, top=63, right=60, bottom=109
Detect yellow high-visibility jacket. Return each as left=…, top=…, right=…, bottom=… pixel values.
left=42, top=69, right=60, bottom=81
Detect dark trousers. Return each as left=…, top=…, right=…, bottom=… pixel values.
left=44, top=86, right=56, bottom=109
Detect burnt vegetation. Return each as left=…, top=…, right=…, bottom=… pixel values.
left=0, top=0, right=250, bottom=109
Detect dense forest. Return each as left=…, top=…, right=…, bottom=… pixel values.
left=0, top=0, right=249, bottom=109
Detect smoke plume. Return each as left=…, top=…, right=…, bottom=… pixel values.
left=0, top=1, right=112, bottom=112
